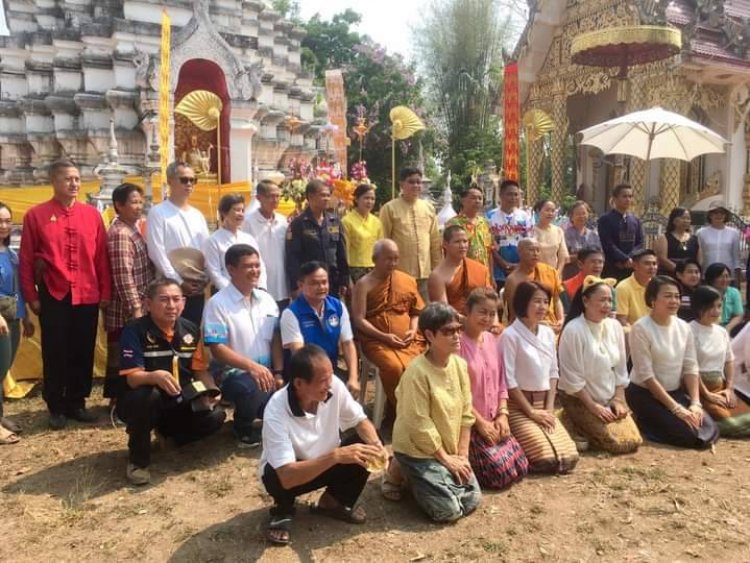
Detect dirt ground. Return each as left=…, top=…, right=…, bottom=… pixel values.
left=2, top=384, right=750, bottom=563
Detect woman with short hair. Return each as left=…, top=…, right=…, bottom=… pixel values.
left=384, top=302, right=482, bottom=522
left=203, top=193, right=267, bottom=291
left=690, top=285, right=750, bottom=437
left=459, top=288, right=528, bottom=489
left=558, top=276, right=642, bottom=454
left=675, top=259, right=702, bottom=322
left=704, top=262, right=745, bottom=335
left=626, top=276, right=719, bottom=449
left=500, top=281, right=579, bottom=473
left=341, top=184, right=383, bottom=283
left=563, top=201, right=600, bottom=279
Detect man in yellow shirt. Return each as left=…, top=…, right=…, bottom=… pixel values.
left=615, top=248, right=658, bottom=329
left=380, top=167, right=442, bottom=301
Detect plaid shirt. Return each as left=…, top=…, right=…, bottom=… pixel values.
left=105, top=217, right=154, bottom=331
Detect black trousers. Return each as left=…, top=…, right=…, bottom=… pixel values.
left=181, top=294, right=205, bottom=326
left=116, top=385, right=226, bottom=468
left=261, top=434, right=370, bottom=517
left=39, top=287, right=99, bottom=414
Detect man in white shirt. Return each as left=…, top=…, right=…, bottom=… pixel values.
left=280, top=261, right=360, bottom=395
left=243, top=179, right=290, bottom=307
left=203, top=244, right=283, bottom=447
left=147, top=161, right=209, bottom=324
left=260, top=344, right=386, bottom=545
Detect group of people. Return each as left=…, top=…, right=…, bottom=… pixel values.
left=2, top=160, right=750, bottom=545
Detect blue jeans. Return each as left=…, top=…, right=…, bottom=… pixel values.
left=220, top=371, right=271, bottom=435
left=395, top=452, right=482, bottom=522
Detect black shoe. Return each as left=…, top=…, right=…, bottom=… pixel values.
left=66, top=408, right=98, bottom=423
left=236, top=427, right=262, bottom=449
left=49, top=413, right=67, bottom=430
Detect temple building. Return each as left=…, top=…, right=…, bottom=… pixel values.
left=515, top=0, right=750, bottom=217
left=0, top=0, right=322, bottom=187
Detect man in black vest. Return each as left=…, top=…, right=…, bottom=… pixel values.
left=116, top=279, right=225, bottom=485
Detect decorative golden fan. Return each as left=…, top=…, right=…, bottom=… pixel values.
left=522, top=109, right=555, bottom=141
left=175, top=90, right=223, bottom=131
left=174, top=90, right=224, bottom=183
left=390, top=106, right=425, bottom=140
left=389, top=106, right=425, bottom=197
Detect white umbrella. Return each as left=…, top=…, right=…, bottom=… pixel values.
left=579, top=107, right=727, bottom=161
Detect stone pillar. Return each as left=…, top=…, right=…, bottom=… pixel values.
left=229, top=121, right=258, bottom=183
left=550, top=80, right=568, bottom=205
left=659, top=160, right=681, bottom=215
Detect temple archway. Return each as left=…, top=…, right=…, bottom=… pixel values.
left=174, top=59, right=231, bottom=183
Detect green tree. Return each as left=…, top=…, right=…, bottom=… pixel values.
left=301, top=11, right=432, bottom=205
left=415, top=0, right=514, bottom=188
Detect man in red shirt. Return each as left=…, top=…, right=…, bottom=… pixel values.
left=20, top=160, right=111, bottom=429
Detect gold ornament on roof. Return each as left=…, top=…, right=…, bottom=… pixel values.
left=175, top=90, right=223, bottom=131
left=522, top=109, right=555, bottom=142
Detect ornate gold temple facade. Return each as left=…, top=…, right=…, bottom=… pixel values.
left=516, top=0, right=750, bottom=217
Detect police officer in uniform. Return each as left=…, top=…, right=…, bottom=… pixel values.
left=116, top=279, right=225, bottom=486
left=285, top=179, right=349, bottom=298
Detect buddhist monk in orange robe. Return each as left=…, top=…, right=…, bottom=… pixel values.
left=503, top=238, right=564, bottom=332
left=352, top=239, right=426, bottom=405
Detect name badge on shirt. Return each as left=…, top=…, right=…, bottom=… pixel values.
left=328, top=314, right=339, bottom=328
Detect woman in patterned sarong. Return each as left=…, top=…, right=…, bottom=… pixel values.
left=690, top=285, right=750, bottom=437
left=558, top=276, right=642, bottom=454
left=500, top=281, right=579, bottom=474
left=459, top=288, right=528, bottom=489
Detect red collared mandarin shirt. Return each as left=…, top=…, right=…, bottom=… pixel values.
left=20, top=199, right=112, bottom=305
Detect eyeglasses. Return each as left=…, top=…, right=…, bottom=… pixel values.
left=156, top=296, right=186, bottom=304
left=438, top=325, right=463, bottom=337
left=179, top=177, right=197, bottom=185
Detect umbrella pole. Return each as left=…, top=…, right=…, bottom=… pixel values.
left=391, top=137, right=396, bottom=200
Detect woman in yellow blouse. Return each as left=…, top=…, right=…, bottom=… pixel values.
left=341, top=184, right=383, bottom=283
left=382, top=302, right=482, bottom=522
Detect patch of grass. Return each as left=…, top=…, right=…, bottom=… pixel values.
left=617, top=466, right=666, bottom=481
left=482, top=541, right=507, bottom=554
left=59, top=466, right=103, bottom=523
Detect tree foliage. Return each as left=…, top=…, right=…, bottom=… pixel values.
left=415, top=0, right=514, bottom=187
left=301, top=11, right=432, bottom=205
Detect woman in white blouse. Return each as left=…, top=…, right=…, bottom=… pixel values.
left=626, top=276, right=719, bottom=449
left=558, top=276, right=642, bottom=454
left=532, top=199, right=569, bottom=277
left=500, top=281, right=578, bottom=473
left=696, top=204, right=741, bottom=287
left=689, top=285, right=750, bottom=437
left=203, top=194, right=267, bottom=291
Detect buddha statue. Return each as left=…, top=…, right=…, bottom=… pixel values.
left=182, top=134, right=214, bottom=177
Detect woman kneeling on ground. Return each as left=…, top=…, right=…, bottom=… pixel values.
left=626, top=276, right=719, bottom=449
left=557, top=276, right=642, bottom=454
left=690, top=285, right=750, bottom=437
left=383, top=302, right=482, bottom=522
left=459, top=288, right=528, bottom=489
left=500, top=281, right=579, bottom=473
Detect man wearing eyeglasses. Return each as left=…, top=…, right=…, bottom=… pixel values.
left=116, top=279, right=225, bottom=486
left=146, top=161, right=210, bottom=324
left=19, top=160, right=111, bottom=430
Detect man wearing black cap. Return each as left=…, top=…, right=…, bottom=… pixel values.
left=116, top=279, right=225, bottom=486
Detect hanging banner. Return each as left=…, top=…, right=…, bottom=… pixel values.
left=503, top=62, right=520, bottom=182
left=159, top=10, right=171, bottom=194
left=324, top=69, right=348, bottom=175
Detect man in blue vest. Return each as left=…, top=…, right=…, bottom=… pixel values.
left=280, top=261, right=359, bottom=396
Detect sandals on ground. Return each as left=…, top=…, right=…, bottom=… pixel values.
left=1, top=417, right=21, bottom=434
left=266, top=515, right=293, bottom=545
left=0, top=424, right=19, bottom=445
left=380, top=472, right=403, bottom=501
left=310, top=502, right=367, bottom=524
